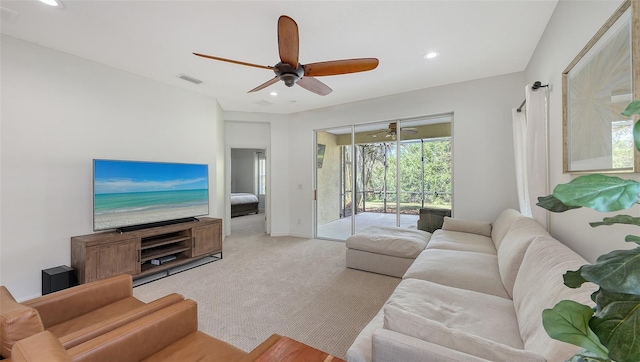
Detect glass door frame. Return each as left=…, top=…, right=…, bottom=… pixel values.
left=314, top=114, right=453, bottom=241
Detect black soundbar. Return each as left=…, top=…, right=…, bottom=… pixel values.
left=117, top=217, right=199, bottom=233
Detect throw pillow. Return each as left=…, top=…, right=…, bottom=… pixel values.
left=442, top=217, right=492, bottom=237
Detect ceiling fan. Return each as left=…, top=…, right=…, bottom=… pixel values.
left=193, top=15, right=379, bottom=96
left=368, top=122, right=418, bottom=139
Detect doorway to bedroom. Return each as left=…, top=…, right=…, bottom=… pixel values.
left=230, top=148, right=267, bottom=234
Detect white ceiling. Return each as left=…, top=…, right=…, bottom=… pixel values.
left=0, top=0, right=558, bottom=114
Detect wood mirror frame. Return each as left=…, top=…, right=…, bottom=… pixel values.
left=563, top=0, right=640, bottom=173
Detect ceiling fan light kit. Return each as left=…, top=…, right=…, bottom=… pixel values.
left=423, top=51, right=440, bottom=60
left=193, top=15, right=379, bottom=96
left=38, top=0, right=63, bottom=8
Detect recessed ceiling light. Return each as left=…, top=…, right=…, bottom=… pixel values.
left=423, top=51, right=440, bottom=60
left=39, top=0, right=63, bottom=7
left=270, top=91, right=278, bottom=96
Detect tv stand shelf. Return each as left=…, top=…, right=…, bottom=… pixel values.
left=141, top=245, right=192, bottom=263
left=71, top=217, right=222, bottom=284
left=141, top=235, right=191, bottom=250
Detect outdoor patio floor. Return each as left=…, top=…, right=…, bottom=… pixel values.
left=316, top=211, right=419, bottom=241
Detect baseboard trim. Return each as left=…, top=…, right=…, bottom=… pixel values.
left=269, top=232, right=313, bottom=239
left=289, top=232, right=314, bottom=239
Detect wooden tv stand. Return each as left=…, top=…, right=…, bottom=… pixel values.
left=71, top=217, right=222, bottom=284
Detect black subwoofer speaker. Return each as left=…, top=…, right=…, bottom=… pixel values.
left=42, top=265, right=78, bottom=295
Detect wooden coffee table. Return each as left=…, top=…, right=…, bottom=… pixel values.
left=254, top=336, right=345, bottom=362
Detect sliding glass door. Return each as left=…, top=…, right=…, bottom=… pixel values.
left=315, top=114, right=452, bottom=241
left=315, top=127, right=352, bottom=240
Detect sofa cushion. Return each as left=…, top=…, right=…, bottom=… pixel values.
left=426, top=230, right=496, bottom=255
left=23, top=274, right=134, bottom=329
left=383, top=305, right=544, bottom=362
left=403, top=249, right=509, bottom=298
left=385, top=278, right=523, bottom=349
left=345, top=226, right=430, bottom=258
left=442, top=217, right=492, bottom=237
left=47, top=297, right=145, bottom=338
left=497, top=217, right=550, bottom=298
left=142, top=331, right=247, bottom=362
left=491, top=209, right=523, bottom=249
left=346, top=249, right=416, bottom=278
left=0, top=286, right=45, bottom=358
left=57, top=293, right=184, bottom=350
left=513, top=237, right=597, bottom=362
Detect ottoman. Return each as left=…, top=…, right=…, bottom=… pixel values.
left=346, top=226, right=431, bottom=278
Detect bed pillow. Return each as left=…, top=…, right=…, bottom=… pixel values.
left=442, top=217, right=492, bottom=237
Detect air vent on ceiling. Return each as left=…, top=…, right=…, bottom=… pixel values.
left=1, top=7, right=19, bottom=24
left=177, top=74, right=203, bottom=85
left=255, top=100, right=273, bottom=106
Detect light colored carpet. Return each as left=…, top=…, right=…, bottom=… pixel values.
left=133, top=213, right=400, bottom=359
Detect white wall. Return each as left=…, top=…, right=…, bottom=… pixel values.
left=229, top=72, right=525, bottom=238
left=525, top=0, right=636, bottom=263
left=0, top=36, right=224, bottom=300
left=231, top=149, right=258, bottom=193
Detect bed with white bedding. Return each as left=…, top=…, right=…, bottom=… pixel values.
left=231, top=192, right=260, bottom=217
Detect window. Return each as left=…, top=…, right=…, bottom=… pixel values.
left=257, top=153, right=266, bottom=195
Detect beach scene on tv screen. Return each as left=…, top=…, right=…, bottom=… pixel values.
left=94, top=160, right=209, bottom=230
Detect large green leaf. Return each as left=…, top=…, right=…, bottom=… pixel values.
left=565, top=268, right=588, bottom=288
left=565, top=349, right=611, bottom=362
left=542, top=300, right=609, bottom=359
left=621, top=101, right=640, bottom=152
left=590, top=289, right=640, bottom=362
left=552, top=175, right=640, bottom=212
left=590, top=215, right=640, bottom=228
left=625, top=235, right=640, bottom=245
left=580, top=248, right=640, bottom=295
left=621, top=100, right=640, bottom=117
left=634, top=121, right=640, bottom=153
left=537, top=194, right=581, bottom=213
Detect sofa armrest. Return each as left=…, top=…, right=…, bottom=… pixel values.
left=11, top=331, right=72, bottom=362
left=372, top=329, right=491, bottom=362
left=68, top=299, right=198, bottom=362
left=239, top=334, right=283, bottom=362
left=1, top=286, right=45, bottom=358
left=58, top=292, right=184, bottom=349
left=22, top=274, right=133, bottom=328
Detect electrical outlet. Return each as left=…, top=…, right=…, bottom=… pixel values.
left=297, top=219, right=301, bottom=225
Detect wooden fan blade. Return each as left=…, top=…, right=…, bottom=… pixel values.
left=367, top=129, right=386, bottom=136
left=248, top=77, right=280, bottom=93
left=193, top=53, right=274, bottom=71
left=303, top=58, right=379, bottom=77
left=401, top=127, right=418, bottom=134
left=278, top=15, right=299, bottom=67
left=297, top=76, right=332, bottom=96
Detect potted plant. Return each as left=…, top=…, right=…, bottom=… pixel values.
left=537, top=100, right=640, bottom=362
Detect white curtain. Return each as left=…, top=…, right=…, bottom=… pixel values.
left=512, top=84, right=548, bottom=228
left=512, top=109, right=530, bottom=217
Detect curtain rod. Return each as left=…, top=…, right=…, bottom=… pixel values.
left=516, top=81, right=549, bottom=113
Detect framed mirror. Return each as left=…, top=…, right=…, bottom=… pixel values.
left=563, top=0, right=639, bottom=173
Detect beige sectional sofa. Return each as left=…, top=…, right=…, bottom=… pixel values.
left=346, top=209, right=596, bottom=362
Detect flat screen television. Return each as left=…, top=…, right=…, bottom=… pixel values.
left=93, top=159, right=209, bottom=231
